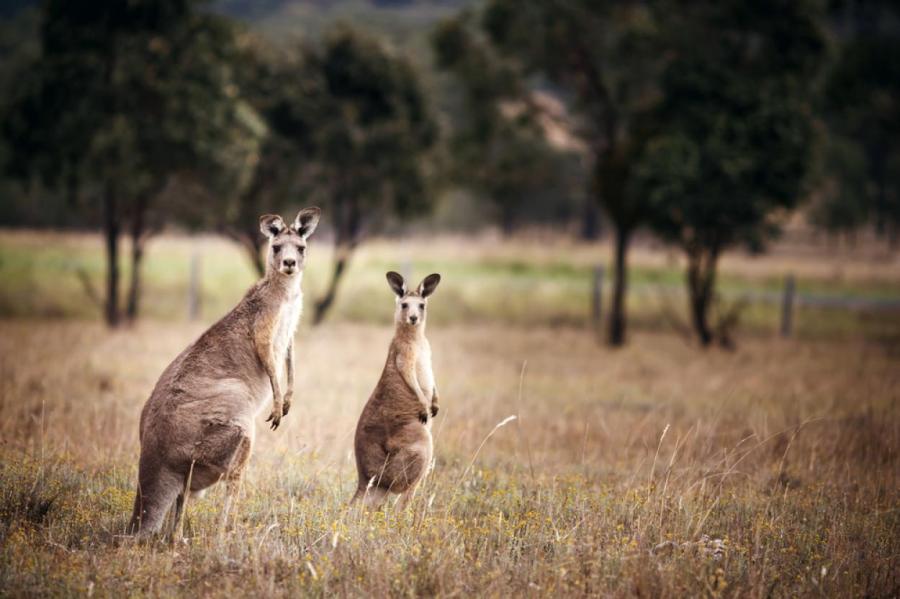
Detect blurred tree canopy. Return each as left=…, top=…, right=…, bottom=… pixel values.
left=231, top=25, right=438, bottom=324
left=820, top=0, right=900, bottom=245
left=634, top=0, right=824, bottom=346
left=808, top=135, right=871, bottom=241
left=0, top=0, right=895, bottom=343
left=2, top=0, right=255, bottom=325
left=432, top=15, right=573, bottom=236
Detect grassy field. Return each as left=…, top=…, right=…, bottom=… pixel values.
left=0, top=232, right=899, bottom=597
left=1, top=324, right=899, bottom=596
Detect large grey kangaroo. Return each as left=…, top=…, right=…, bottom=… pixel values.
left=127, top=207, right=320, bottom=537
left=353, top=271, right=442, bottom=509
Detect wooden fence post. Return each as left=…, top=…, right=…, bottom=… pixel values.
left=592, top=265, right=604, bottom=332
left=188, top=248, right=201, bottom=321
left=780, top=274, right=795, bottom=338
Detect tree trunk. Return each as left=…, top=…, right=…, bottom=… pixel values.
left=607, top=226, right=630, bottom=346
left=103, top=182, right=121, bottom=327
left=125, top=194, right=149, bottom=322
left=242, top=234, right=266, bottom=277
left=312, top=244, right=351, bottom=325
left=686, top=247, right=718, bottom=346
left=313, top=196, right=360, bottom=326
left=230, top=149, right=275, bottom=277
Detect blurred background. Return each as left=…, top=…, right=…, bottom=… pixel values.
left=0, top=0, right=898, bottom=345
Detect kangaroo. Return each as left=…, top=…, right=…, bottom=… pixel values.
left=352, top=271, right=442, bottom=509
left=127, top=207, right=320, bottom=537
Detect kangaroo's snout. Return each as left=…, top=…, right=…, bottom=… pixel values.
left=279, top=257, right=298, bottom=276
left=408, top=314, right=419, bottom=324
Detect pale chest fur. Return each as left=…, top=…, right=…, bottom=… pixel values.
left=272, top=289, right=303, bottom=367
left=414, top=338, right=434, bottom=399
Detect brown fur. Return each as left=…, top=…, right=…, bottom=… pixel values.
left=128, top=208, right=320, bottom=537
left=352, top=272, right=441, bottom=509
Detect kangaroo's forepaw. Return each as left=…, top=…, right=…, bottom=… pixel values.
left=418, top=410, right=428, bottom=424
left=282, top=392, right=292, bottom=417
left=430, top=404, right=439, bottom=418
left=266, top=408, right=282, bottom=430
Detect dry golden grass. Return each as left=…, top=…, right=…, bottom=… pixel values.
left=1, top=316, right=898, bottom=597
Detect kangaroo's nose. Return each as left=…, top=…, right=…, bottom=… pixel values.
left=409, top=315, right=418, bottom=323
left=283, top=259, right=296, bottom=268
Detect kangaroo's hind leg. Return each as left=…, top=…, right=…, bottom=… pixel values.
left=218, top=432, right=252, bottom=533
left=129, top=458, right=183, bottom=538
left=351, top=485, right=390, bottom=511
left=384, top=435, right=431, bottom=497
left=397, top=478, right=422, bottom=511
left=188, top=420, right=253, bottom=534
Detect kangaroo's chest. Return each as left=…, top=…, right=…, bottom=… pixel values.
left=415, top=343, right=434, bottom=397
left=273, top=293, right=303, bottom=364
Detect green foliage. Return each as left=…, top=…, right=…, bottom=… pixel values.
left=432, top=14, right=572, bottom=233
left=480, top=0, right=661, bottom=232
left=309, top=25, right=438, bottom=223
left=2, top=0, right=257, bottom=227
left=637, top=0, right=823, bottom=253
left=230, top=25, right=438, bottom=318
left=237, top=25, right=438, bottom=242
left=808, top=135, right=870, bottom=235
left=821, top=1, right=900, bottom=238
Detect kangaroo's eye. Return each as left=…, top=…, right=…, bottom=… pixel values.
left=401, top=303, right=408, bottom=310
left=298, top=246, right=306, bottom=255
left=272, top=245, right=282, bottom=254
left=420, top=303, right=426, bottom=310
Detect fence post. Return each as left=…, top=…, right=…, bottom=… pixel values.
left=780, top=274, right=795, bottom=338
left=592, top=265, right=604, bottom=332
left=188, top=247, right=201, bottom=321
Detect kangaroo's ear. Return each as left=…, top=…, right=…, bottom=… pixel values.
left=260, top=214, right=286, bottom=238
left=386, top=271, right=406, bottom=297
left=417, top=273, right=441, bottom=298
left=293, top=206, right=321, bottom=239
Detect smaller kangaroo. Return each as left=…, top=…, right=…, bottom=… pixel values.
left=127, top=207, right=320, bottom=537
left=352, top=271, right=442, bottom=509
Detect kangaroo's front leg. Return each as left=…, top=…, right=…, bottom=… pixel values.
left=396, top=351, right=430, bottom=423
left=430, top=382, right=440, bottom=418
left=255, top=323, right=283, bottom=430
left=282, top=341, right=294, bottom=418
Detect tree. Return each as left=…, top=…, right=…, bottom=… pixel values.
left=2, top=0, right=253, bottom=325
left=220, top=37, right=322, bottom=277
left=822, top=0, right=900, bottom=246
left=455, top=0, right=664, bottom=346
left=808, top=135, right=870, bottom=243
left=309, top=27, right=438, bottom=323
left=635, top=0, right=824, bottom=345
left=432, top=16, right=568, bottom=236
left=234, top=26, right=438, bottom=324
